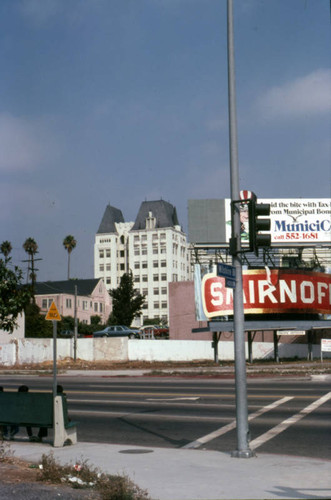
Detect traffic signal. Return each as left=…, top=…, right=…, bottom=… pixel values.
left=249, top=200, right=271, bottom=255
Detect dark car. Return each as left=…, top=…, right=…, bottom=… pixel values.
left=59, top=330, right=83, bottom=338
left=93, top=325, right=140, bottom=339
left=59, top=330, right=74, bottom=338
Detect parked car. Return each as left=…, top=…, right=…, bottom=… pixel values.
left=93, top=325, right=140, bottom=339
left=59, top=330, right=74, bottom=338
left=139, top=325, right=169, bottom=338
left=59, top=330, right=84, bottom=338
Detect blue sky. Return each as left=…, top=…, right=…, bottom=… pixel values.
left=1, top=0, right=330, bottom=281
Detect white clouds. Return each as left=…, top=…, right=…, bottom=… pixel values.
left=257, top=69, right=331, bottom=119
left=0, top=114, right=52, bottom=172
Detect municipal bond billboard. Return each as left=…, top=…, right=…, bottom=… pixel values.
left=189, top=198, right=331, bottom=246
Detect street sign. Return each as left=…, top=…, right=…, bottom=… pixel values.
left=46, top=301, right=61, bottom=321
left=217, top=263, right=236, bottom=279
left=225, top=278, right=236, bottom=289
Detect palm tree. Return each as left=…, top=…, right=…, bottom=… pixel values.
left=23, top=237, right=39, bottom=301
left=0, top=241, right=12, bottom=262
left=63, top=235, right=77, bottom=280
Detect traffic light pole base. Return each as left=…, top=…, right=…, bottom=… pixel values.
left=231, top=449, right=256, bottom=459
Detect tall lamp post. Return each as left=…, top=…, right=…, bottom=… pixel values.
left=227, top=0, right=254, bottom=458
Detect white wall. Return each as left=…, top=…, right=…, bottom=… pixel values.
left=0, top=313, right=25, bottom=344
left=0, top=338, right=329, bottom=366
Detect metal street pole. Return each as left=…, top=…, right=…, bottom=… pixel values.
left=52, top=320, right=57, bottom=398
left=227, top=0, right=254, bottom=458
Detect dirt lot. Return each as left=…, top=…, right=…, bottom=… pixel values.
left=1, top=358, right=330, bottom=376
left=1, top=358, right=220, bottom=372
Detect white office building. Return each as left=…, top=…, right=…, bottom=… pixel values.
left=94, top=200, right=191, bottom=325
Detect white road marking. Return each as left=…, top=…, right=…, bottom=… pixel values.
left=250, top=391, right=331, bottom=450
left=146, top=397, right=200, bottom=401
left=182, top=396, right=293, bottom=449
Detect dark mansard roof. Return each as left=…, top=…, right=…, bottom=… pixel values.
left=132, top=200, right=180, bottom=230
left=97, top=204, right=125, bottom=234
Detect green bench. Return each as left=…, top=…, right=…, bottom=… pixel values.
left=0, top=392, right=77, bottom=447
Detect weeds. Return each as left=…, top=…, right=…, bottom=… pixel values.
left=0, top=437, right=12, bottom=462
left=38, top=452, right=150, bottom=500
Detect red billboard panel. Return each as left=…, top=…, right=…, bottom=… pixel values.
left=202, top=269, right=331, bottom=318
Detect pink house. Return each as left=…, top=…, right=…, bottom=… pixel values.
left=35, top=279, right=112, bottom=325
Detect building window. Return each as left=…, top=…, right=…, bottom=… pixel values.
left=153, top=274, right=159, bottom=281
left=106, top=277, right=111, bottom=285
left=120, top=263, right=125, bottom=271
left=99, top=303, right=103, bottom=313
left=153, top=288, right=159, bottom=295
left=134, top=262, right=140, bottom=269
left=161, top=301, right=167, bottom=309
left=134, top=248, right=140, bottom=256
left=120, top=250, right=125, bottom=257
left=99, top=264, right=104, bottom=272
left=142, top=303, right=148, bottom=309
left=94, top=303, right=98, bottom=312
left=153, top=260, right=158, bottom=268
left=161, top=287, right=167, bottom=294
left=106, top=264, right=111, bottom=271
left=83, top=301, right=88, bottom=311
left=160, top=260, right=166, bottom=267
left=154, top=302, right=159, bottom=309
left=142, top=288, right=148, bottom=295
left=106, top=249, right=111, bottom=258
left=161, top=274, right=167, bottom=281
left=134, top=275, right=140, bottom=282
left=152, top=246, right=158, bottom=254
left=142, top=261, right=148, bottom=269
left=99, top=250, right=104, bottom=259
left=141, top=248, right=147, bottom=255
left=160, top=246, right=166, bottom=254
left=66, top=298, right=72, bottom=309
left=142, top=275, right=148, bottom=282
left=42, top=299, right=47, bottom=309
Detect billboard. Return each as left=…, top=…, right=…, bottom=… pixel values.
left=189, top=198, right=331, bottom=246
left=199, top=269, right=331, bottom=319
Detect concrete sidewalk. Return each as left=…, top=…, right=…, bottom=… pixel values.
left=10, top=440, right=331, bottom=500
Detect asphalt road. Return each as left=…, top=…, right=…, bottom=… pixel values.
left=1, top=375, right=330, bottom=460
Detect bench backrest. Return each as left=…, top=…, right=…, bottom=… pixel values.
left=0, top=392, right=54, bottom=427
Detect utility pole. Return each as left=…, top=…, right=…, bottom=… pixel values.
left=74, top=285, right=78, bottom=362
left=227, top=0, right=254, bottom=458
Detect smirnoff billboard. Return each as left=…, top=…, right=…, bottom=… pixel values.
left=225, top=198, right=331, bottom=245
left=202, top=269, right=331, bottom=318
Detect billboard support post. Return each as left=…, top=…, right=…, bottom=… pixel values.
left=227, top=0, right=254, bottom=458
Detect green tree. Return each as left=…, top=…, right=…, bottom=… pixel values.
left=63, top=235, right=77, bottom=280
left=0, top=241, right=12, bottom=261
left=25, top=302, right=52, bottom=338
left=0, top=247, right=31, bottom=332
left=108, top=272, right=145, bottom=326
left=23, top=237, right=39, bottom=300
